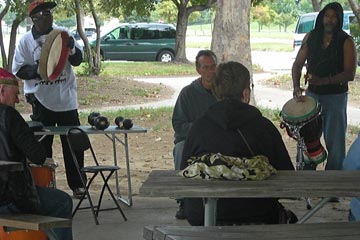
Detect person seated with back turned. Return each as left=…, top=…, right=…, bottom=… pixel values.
left=180, top=61, right=296, bottom=226
left=343, top=134, right=360, bottom=221
left=0, top=68, right=73, bottom=240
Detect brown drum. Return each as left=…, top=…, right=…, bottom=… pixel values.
left=280, top=96, right=327, bottom=165
left=29, top=158, right=57, bottom=188
left=0, top=227, right=47, bottom=240
left=39, top=29, right=70, bottom=81
left=0, top=159, right=57, bottom=240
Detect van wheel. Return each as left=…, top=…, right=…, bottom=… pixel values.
left=157, top=50, right=174, bottom=62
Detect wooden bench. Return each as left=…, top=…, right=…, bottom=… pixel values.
left=144, top=222, right=360, bottom=240
left=0, top=214, right=71, bottom=231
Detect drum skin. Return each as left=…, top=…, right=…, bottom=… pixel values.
left=0, top=160, right=57, bottom=240
left=39, top=29, right=70, bottom=81
left=281, top=96, right=318, bottom=123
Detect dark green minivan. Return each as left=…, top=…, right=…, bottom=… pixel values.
left=91, top=22, right=176, bottom=62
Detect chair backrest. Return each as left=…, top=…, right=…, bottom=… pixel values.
left=66, top=128, right=91, bottom=152
left=66, top=127, right=100, bottom=166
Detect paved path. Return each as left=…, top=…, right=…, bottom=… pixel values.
left=130, top=72, right=360, bottom=126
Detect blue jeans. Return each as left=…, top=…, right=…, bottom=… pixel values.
left=343, top=133, right=360, bottom=221
left=173, top=140, right=185, bottom=170
left=0, top=187, right=73, bottom=240
left=307, top=91, right=347, bottom=170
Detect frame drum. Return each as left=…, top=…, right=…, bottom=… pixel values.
left=39, top=29, right=70, bottom=82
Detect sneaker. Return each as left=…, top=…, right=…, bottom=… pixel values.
left=175, top=200, right=186, bottom=219
left=72, top=187, right=86, bottom=199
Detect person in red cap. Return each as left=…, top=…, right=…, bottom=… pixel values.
left=12, top=1, right=86, bottom=199
left=0, top=68, right=73, bottom=240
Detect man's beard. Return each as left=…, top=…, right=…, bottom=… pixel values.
left=324, top=23, right=336, bottom=33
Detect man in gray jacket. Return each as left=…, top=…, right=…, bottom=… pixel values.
left=172, top=50, right=217, bottom=219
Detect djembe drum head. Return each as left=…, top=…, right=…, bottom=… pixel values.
left=281, top=96, right=318, bottom=124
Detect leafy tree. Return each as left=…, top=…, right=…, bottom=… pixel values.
left=55, top=16, right=77, bottom=29
left=151, top=1, right=177, bottom=24
left=251, top=5, right=274, bottom=32
left=1, top=0, right=35, bottom=70
left=0, top=0, right=11, bottom=70
left=349, top=0, right=360, bottom=28
left=271, top=0, right=297, bottom=32
left=125, top=0, right=217, bottom=62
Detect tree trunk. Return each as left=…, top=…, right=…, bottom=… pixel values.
left=0, top=1, right=10, bottom=69
left=349, top=0, right=360, bottom=28
left=74, top=0, right=95, bottom=75
left=174, top=4, right=189, bottom=63
left=89, top=0, right=101, bottom=75
left=211, top=0, right=255, bottom=105
left=7, top=19, right=21, bottom=71
left=311, top=0, right=322, bottom=12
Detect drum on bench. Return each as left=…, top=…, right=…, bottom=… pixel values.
left=0, top=159, right=58, bottom=240
left=280, top=96, right=327, bottom=165
left=29, top=158, right=58, bottom=188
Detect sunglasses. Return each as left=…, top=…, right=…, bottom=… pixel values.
left=32, top=9, right=53, bottom=20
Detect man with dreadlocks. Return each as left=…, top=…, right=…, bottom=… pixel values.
left=292, top=2, right=357, bottom=170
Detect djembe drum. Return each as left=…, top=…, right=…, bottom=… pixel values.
left=280, top=95, right=327, bottom=169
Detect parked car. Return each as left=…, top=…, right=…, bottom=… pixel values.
left=71, top=27, right=96, bottom=41
left=89, top=22, right=176, bottom=62
left=293, top=11, right=356, bottom=55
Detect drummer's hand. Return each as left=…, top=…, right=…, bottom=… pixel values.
left=293, top=86, right=305, bottom=101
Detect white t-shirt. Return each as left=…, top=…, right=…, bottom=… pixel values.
left=12, top=26, right=82, bottom=112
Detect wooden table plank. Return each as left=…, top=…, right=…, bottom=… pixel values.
left=0, top=161, right=23, bottom=172
left=140, top=170, right=360, bottom=198
left=0, top=214, right=71, bottom=231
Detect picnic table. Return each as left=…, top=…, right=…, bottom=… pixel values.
left=140, top=170, right=360, bottom=226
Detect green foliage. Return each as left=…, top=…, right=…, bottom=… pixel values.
left=251, top=5, right=276, bottom=31
left=76, top=62, right=104, bottom=77
left=55, top=16, right=77, bottom=29
left=189, top=8, right=214, bottom=25
left=84, top=61, right=196, bottom=77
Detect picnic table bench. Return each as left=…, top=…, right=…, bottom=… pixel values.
left=0, top=214, right=71, bottom=231
left=144, top=222, right=360, bottom=240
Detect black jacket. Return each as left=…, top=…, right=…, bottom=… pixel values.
left=181, top=99, right=294, bottom=225
left=0, top=104, right=46, bottom=207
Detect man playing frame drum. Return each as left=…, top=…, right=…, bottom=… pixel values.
left=12, top=0, right=86, bottom=199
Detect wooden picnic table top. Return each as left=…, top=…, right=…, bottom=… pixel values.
left=139, top=170, right=360, bottom=199
left=0, top=161, right=23, bottom=172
